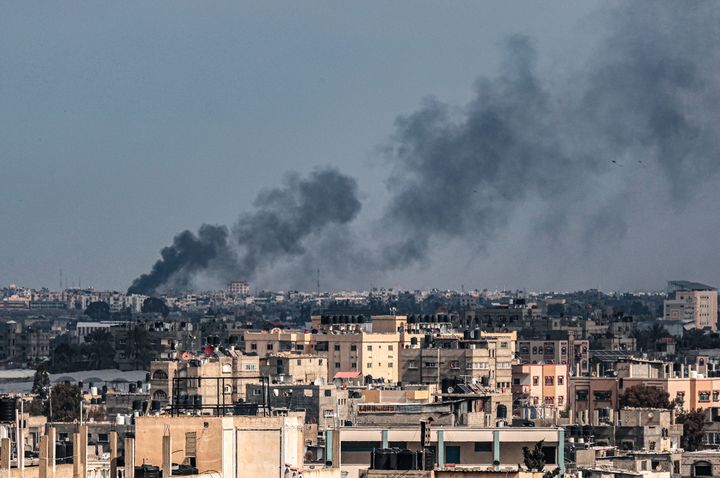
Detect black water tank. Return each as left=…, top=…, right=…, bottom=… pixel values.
left=132, top=400, right=142, bottom=411
left=418, top=449, right=435, bottom=471
left=128, top=383, right=137, bottom=393
left=233, top=403, right=258, bottom=416
left=0, top=398, right=16, bottom=422
left=151, top=400, right=162, bottom=412
left=373, top=449, right=391, bottom=470
left=135, top=464, right=161, bottom=478
left=397, top=449, right=417, bottom=470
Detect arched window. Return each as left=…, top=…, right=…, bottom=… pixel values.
left=694, top=461, right=712, bottom=477
left=153, top=389, right=167, bottom=400
left=152, top=370, right=168, bottom=380
left=497, top=404, right=508, bottom=419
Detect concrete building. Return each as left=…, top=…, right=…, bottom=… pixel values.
left=149, top=351, right=261, bottom=412
left=261, top=354, right=328, bottom=384
left=245, top=383, right=348, bottom=429
left=664, top=281, right=718, bottom=331
left=399, top=338, right=514, bottom=390
left=512, top=363, right=568, bottom=418
left=333, top=426, right=565, bottom=478
left=517, top=335, right=590, bottom=376
left=134, top=415, right=307, bottom=478
left=615, top=408, right=682, bottom=452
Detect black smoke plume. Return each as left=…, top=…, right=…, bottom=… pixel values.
left=128, top=168, right=361, bottom=294
left=130, top=2, right=720, bottom=292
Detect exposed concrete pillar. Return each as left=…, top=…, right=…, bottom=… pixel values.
left=48, top=427, right=56, bottom=478
left=492, top=429, right=500, bottom=471
left=123, top=437, right=135, bottom=478
left=72, top=433, right=81, bottom=478
left=381, top=430, right=388, bottom=449
left=109, top=432, right=118, bottom=478
left=39, top=435, right=49, bottom=478
left=558, top=427, right=565, bottom=478
left=79, top=425, right=88, bottom=478
left=437, top=430, right=444, bottom=468
left=1, top=437, right=10, bottom=478
left=162, top=434, right=172, bottom=478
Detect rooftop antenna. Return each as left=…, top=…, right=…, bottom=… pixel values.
left=59, top=268, right=63, bottom=291
left=316, top=268, right=320, bottom=295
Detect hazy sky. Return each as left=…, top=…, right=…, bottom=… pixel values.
left=2, top=1, right=719, bottom=293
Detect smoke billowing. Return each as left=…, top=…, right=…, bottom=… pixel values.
left=130, top=2, right=720, bottom=293
left=129, top=169, right=361, bottom=294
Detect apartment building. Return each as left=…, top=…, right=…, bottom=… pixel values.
left=517, top=334, right=590, bottom=376
left=664, top=280, right=718, bottom=331
left=243, top=330, right=315, bottom=356
left=0, top=320, right=53, bottom=366
left=261, top=353, right=327, bottom=384
left=317, top=332, right=401, bottom=383
left=149, top=350, right=261, bottom=411
left=399, top=335, right=514, bottom=389
left=512, top=363, right=568, bottom=416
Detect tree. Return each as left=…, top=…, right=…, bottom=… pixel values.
left=620, top=385, right=671, bottom=409
left=142, top=297, right=169, bottom=318
left=47, top=384, right=81, bottom=421
left=125, top=326, right=153, bottom=370
left=523, top=440, right=546, bottom=472
left=31, top=363, right=50, bottom=399
left=84, top=301, right=110, bottom=321
left=677, top=409, right=706, bottom=451
left=81, top=330, right=116, bottom=369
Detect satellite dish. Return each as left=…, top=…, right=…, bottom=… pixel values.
left=447, top=386, right=455, bottom=393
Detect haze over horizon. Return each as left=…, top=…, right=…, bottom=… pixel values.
left=2, top=1, right=720, bottom=293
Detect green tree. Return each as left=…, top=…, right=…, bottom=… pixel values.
left=620, top=385, right=671, bottom=409
left=142, top=297, right=170, bottom=318
left=84, top=301, right=110, bottom=321
left=31, top=363, right=50, bottom=399
left=47, top=384, right=82, bottom=421
left=125, top=326, right=153, bottom=370
left=522, top=440, right=546, bottom=472
left=677, top=410, right=706, bottom=451
left=81, top=330, right=116, bottom=369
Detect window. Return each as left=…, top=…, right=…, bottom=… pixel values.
left=367, top=363, right=372, bottom=368
left=350, top=345, right=357, bottom=352
left=388, top=345, right=393, bottom=351
left=694, top=461, right=712, bottom=477
left=649, top=441, right=656, bottom=451
left=153, top=389, right=167, bottom=400
left=267, top=344, right=273, bottom=351
left=450, top=360, right=460, bottom=370
left=251, top=343, right=257, bottom=350
left=408, top=361, right=418, bottom=369
left=367, top=345, right=373, bottom=351
left=500, top=342, right=508, bottom=348
left=558, top=396, right=564, bottom=406
left=152, top=370, right=168, bottom=380
left=351, top=362, right=357, bottom=369
left=334, top=345, right=341, bottom=351
left=324, top=390, right=332, bottom=397
left=532, top=347, right=538, bottom=354
left=699, top=391, right=711, bottom=402
left=335, top=362, right=341, bottom=368
left=576, top=390, right=589, bottom=401
left=513, top=378, right=520, bottom=385
left=388, top=362, right=394, bottom=368
left=474, top=442, right=492, bottom=452
left=545, top=376, right=554, bottom=386
left=533, top=376, right=539, bottom=386
left=296, top=359, right=302, bottom=365
left=544, top=396, right=554, bottom=405
left=714, top=391, right=719, bottom=402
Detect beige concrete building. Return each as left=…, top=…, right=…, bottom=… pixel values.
left=664, top=281, right=718, bottom=331
left=400, top=337, right=514, bottom=390
left=149, top=351, right=261, bottom=411
left=134, top=415, right=306, bottom=478
left=261, top=354, right=328, bottom=384
left=244, top=330, right=315, bottom=356
left=318, top=332, right=402, bottom=383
